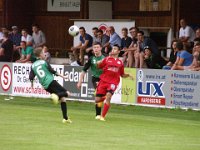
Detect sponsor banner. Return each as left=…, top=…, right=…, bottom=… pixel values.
left=169, top=70, right=200, bottom=109
left=12, top=63, right=64, bottom=98
left=0, top=63, right=12, bottom=94
left=136, top=69, right=169, bottom=106
left=63, top=66, right=95, bottom=100
left=47, top=0, right=80, bottom=12
left=121, top=68, right=136, bottom=104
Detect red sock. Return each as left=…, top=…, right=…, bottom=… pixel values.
left=102, top=103, right=110, bottom=118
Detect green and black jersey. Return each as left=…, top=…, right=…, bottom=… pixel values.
left=83, top=55, right=105, bottom=78
left=29, top=59, right=57, bottom=89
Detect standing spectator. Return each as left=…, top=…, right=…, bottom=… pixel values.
left=171, top=41, right=193, bottom=70
left=0, top=32, right=14, bottom=62
left=21, top=28, right=33, bottom=46
left=9, top=26, right=21, bottom=61
left=120, top=27, right=132, bottom=64
left=71, top=27, right=93, bottom=65
left=179, top=19, right=195, bottom=43
left=103, top=26, right=121, bottom=55
left=32, top=24, right=46, bottom=48
left=163, top=39, right=178, bottom=70
left=16, top=41, right=36, bottom=63
left=42, top=45, right=51, bottom=63
left=97, top=29, right=110, bottom=55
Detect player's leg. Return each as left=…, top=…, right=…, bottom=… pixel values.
left=101, top=92, right=112, bottom=121
left=92, top=77, right=103, bottom=117
left=60, top=97, right=72, bottom=123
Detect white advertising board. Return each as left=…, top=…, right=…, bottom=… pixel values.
left=12, top=63, right=64, bottom=98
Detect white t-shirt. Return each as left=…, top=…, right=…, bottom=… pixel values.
left=179, top=26, right=195, bottom=42
left=21, top=34, right=33, bottom=43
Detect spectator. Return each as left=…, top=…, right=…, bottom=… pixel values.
left=21, top=28, right=33, bottom=46
left=179, top=19, right=195, bottom=43
left=32, top=24, right=46, bottom=48
left=42, top=45, right=51, bottom=63
left=9, top=26, right=21, bottom=47
left=171, top=41, right=193, bottom=70
left=103, top=26, right=121, bottom=55
left=16, top=41, right=36, bottom=63
left=144, top=46, right=167, bottom=69
left=124, top=27, right=139, bottom=67
left=120, top=27, right=132, bottom=64
left=86, top=27, right=99, bottom=54
left=0, top=32, right=14, bottom=62
left=71, top=27, right=93, bottom=65
left=163, top=39, right=178, bottom=70
left=96, top=29, right=110, bottom=55
left=195, top=28, right=200, bottom=38
left=185, top=43, right=200, bottom=71
left=135, top=31, right=160, bottom=68
left=9, top=26, right=21, bottom=61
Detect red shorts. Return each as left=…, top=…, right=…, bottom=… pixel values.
left=96, top=80, right=118, bottom=96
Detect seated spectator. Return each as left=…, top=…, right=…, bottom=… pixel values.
left=135, top=31, right=160, bottom=68
left=42, top=45, right=51, bottom=63
left=103, top=26, right=121, bottom=55
left=179, top=19, right=195, bottom=48
left=195, top=28, right=200, bottom=38
left=96, top=29, right=110, bottom=55
left=69, top=53, right=80, bottom=66
left=16, top=41, right=36, bottom=63
left=71, top=27, right=93, bottom=65
left=21, top=28, right=33, bottom=46
left=0, top=32, right=14, bottom=62
left=124, top=27, right=139, bottom=68
left=171, top=41, right=193, bottom=70
left=144, top=46, right=167, bottom=69
left=163, top=39, right=178, bottom=70
left=9, top=26, right=21, bottom=61
left=185, top=43, right=200, bottom=71
left=86, top=27, right=99, bottom=54
left=32, top=24, right=46, bottom=48
left=120, top=27, right=132, bottom=64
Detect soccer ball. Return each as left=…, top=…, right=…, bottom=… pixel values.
left=68, top=25, right=79, bottom=37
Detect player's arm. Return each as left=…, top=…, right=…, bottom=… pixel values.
left=77, top=58, right=92, bottom=89
left=96, top=57, right=106, bottom=68
left=121, top=73, right=134, bottom=80
left=29, top=68, right=36, bottom=88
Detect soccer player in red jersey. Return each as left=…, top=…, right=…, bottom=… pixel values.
left=95, top=44, right=133, bottom=121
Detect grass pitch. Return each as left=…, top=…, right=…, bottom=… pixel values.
left=0, top=95, right=200, bottom=150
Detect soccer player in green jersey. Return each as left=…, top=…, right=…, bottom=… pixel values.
left=77, top=42, right=105, bottom=119
left=29, top=47, right=72, bottom=124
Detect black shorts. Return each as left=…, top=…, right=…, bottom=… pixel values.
left=92, top=76, right=100, bottom=89
left=46, top=80, right=67, bottom=95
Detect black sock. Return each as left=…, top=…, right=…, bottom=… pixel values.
left=61, top=102, right=68, bottom=120
left=95, top=104, right=101, bottom=116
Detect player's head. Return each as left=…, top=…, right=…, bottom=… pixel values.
left=20, top=41, right=26, bottom=49
left=93, top=42, right=102, bottom=55
left=111, top=44, right=120, bottom=56
left=34, top=47, right=45, bottom=59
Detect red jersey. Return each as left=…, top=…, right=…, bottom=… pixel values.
left=98, top=56, right=124, bottom=85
